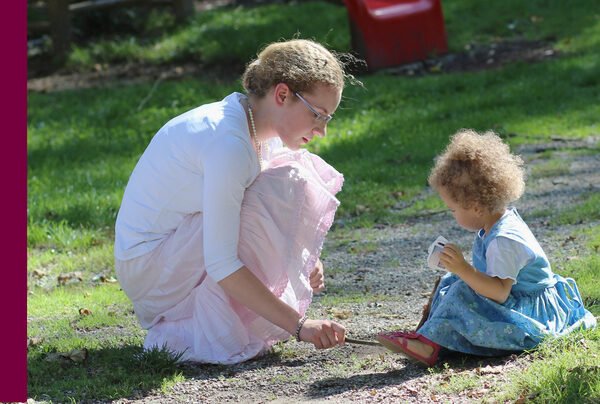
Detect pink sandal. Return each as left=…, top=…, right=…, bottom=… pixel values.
left=376, top=331, right=440, bottom=366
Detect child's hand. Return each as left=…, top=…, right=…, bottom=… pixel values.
left=439, top=244, right=470, bottom=275
left=309, top=259, right=325, bottom=292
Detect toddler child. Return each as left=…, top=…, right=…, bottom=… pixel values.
left=377, top=129, right=596, bottom=366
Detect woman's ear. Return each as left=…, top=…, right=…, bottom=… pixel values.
left=273, top=83, right=291, bottom=106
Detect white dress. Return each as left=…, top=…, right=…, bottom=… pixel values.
left=115, top=93, right=343, bottom=363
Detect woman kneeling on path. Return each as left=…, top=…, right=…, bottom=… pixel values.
left=114, top=39, right=350, bottom=364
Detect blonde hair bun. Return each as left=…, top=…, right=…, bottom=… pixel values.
left=242, top=39, right=346, bottom=97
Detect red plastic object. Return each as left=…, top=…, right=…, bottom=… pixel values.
left=343, top=0, right=448, bottom=71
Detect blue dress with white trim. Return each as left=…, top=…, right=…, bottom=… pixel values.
left=418, top=208, right=596, bottom=356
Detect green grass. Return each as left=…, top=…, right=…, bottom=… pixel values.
left=27, top=284, right=140, bottom=351
left=28, top=342, right=185, bottom=403
left=487, top=226, right=600, bottom=402
left=57, top=0, right=600, bottom=69
left=494, top=327, right=600, bottom=403
left=530, top=158, right=572, bottom=178
left=66, top=2, right=351, bottom=69
left=26, top=284, right=189, bottom=402
left=27, top=0, right=600, bottom=401
left=554, top=226, right=600, bottom=311
left=553, top=193, right=600, bottom=225
left=429, top=327, right=600, bottom=403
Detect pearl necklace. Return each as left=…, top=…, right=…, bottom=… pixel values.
left=247, top=102, right=263, bottom=169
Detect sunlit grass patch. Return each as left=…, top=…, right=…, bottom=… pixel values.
left=553, top=193, right=600, bottom=225
left=493, top=327, right=600, bottom=403
left=530, top=158, right=572, bottom=178
left=27, top=285, right=138, bottom=348
left=27, top=244, right=116, bottom=290
left=432, top=365, right=483, bottom=395
left=553, top=226, right=600, bottom=313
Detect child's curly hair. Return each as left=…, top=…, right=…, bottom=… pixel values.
left=428, top=129, right=526, bottom=215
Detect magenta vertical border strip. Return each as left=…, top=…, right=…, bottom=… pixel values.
left=1, top=0, right=28, bottom=402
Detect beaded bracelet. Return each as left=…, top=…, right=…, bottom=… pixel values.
left=295, top=315, right=308, bottom=341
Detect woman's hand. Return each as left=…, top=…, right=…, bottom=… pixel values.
left=309, top=259, right=325, bottom=292
left=298, top=319, right=345, bottom=349
left=439, top=243, right=471, bottom=275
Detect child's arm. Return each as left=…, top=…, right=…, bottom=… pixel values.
left=440, top=244, right=514, bottom=304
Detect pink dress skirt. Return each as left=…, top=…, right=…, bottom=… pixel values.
left=115, top=149, right=343, bottom=364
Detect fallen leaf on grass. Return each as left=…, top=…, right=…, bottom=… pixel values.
left=79, top=308, right=92, bottom=316
left=562, top=235, right=576, bottom=246
left=566, top=364, right=600, bottom=376
left=45, top=348, right=88, bottom=363
left=31, top=269, right=47, bottom=278
left=356, top=205, right=367, bottom=213
left=57, top=271, right=83, bottom=285
left=27, top=337, right=43, bottom=348
left=477, top=365, right=503, bottom=374
left=515, top=392, right=540, bottom=403
left=92, top=273, right=117, bottom=283
left=66, top=348, right=88, bottom=362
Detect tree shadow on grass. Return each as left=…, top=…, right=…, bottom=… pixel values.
left=27, top=345, right=318, bottom=403
left=27, top=344, right=189, bottom=403
left=29, top=342, right=317, bottom=402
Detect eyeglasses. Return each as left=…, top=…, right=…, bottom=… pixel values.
left=293, top=91, right=333, bottom=124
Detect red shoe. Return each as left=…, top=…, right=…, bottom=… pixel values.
left=376, top=331, right=440, bottom=366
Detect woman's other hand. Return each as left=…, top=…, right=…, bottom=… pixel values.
left=299, top=319, right=345, bottom=349
left=309, top=259, right=325, bottom=292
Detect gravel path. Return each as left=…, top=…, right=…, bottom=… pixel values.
left=115, top=138, right=599, bottom=403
